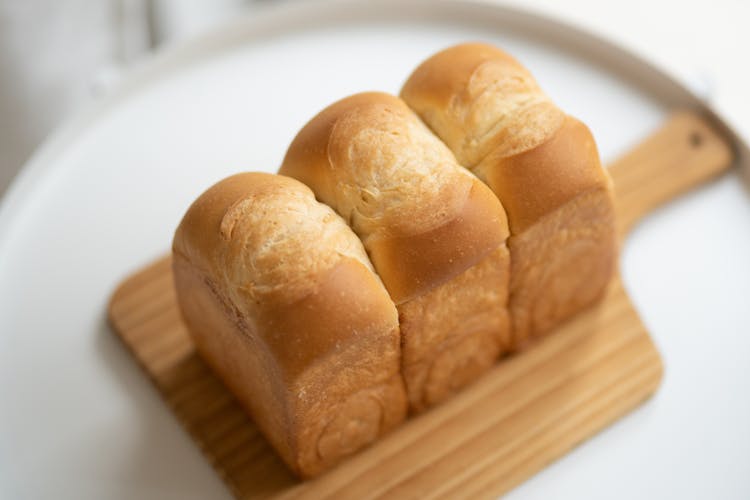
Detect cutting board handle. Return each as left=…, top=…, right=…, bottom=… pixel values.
left=608, top=111, right=735, bottom=237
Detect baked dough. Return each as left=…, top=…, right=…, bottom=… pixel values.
left=280, top=92, right=512, bottom=411
left=172, top=172, right=407, bottom=477
left=402, top=43, right=617, bottom=346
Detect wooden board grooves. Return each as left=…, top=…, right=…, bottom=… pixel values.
left=420, top=360, right=660, bottom=500
left=459, top=364, right=661, bottom=499
left=324, top=324, right=638, bottom=498
left=109, top=259, right=662, bottom=500
left=382, top=337, right=656, bottom=499
left=308, top=320, right=651, bottom=500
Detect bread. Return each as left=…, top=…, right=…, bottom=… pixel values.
left=280, top=92, right=511, bottom=411
left=172, top=172, right=407, bottom=478
left=172, top=44, right=619, bottom=477
left=401, top=43, right=617, bottom=346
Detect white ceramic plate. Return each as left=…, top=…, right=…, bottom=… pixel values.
left=1, top=1, right=749, bottom=499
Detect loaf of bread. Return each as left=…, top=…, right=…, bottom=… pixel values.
left=280, top=92, right=511, bottom=412
left=401, top=43, right=617, bottom=347
left=172, top=172, right=407, bottom=478
left=173, top=44, right=619, bottom=478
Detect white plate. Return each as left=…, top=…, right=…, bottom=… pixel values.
left=1, top=1, right=749, bottom=499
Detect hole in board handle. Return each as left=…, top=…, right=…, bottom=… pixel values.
left=689, top=131, right=703, bottom=148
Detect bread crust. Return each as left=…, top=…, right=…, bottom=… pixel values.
left=398, top=246, right=511, bottom=411
left=402, top=43, right=618, bottom=342
left=476, top=115, right=612, bottom=233
left=366, top=181, right=507, bottom=304
left=281, top=92, right=512, bottom=410
left=401, top=42, right=564, bottom=169
left=507, top=189, right=616, bottom=346
left=173, top=172, right=406, bottom=477
left=280, top=91, right=509, bottom=304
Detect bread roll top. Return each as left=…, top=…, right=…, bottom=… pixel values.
left=280, top=92, right=509, bottom=304
left=401, top=43, right=613, bottom=233
left=173, top=172, right=398, bottom=378
left=401, top=43, right=564, bottom=168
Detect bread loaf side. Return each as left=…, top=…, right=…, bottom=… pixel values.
left=173, top=172, right=407, bottom=477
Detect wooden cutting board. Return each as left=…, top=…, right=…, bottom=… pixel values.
left=108, top=111, right=733, bottom=499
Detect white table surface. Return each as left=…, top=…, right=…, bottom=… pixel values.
left=0, top=2, right=749, bottom=499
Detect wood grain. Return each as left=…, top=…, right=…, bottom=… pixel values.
left=108, top=111, right=733, bottom=499
left=609, top=110, right=734, bottom=236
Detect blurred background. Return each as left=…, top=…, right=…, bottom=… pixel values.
left=0, top=0, right=749, bottom=196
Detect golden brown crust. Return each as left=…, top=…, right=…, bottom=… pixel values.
left=366, top=181, right=507, bottom=304
left=280, top=91, right=509, bottom=304
left=173, top=172, right=375, bottom=306
left=401, top=42, right=564, bottom=168
left=398, top=245, right=511, bottom=411
left=508, top=189, right=617, bottom=345
left=281, top=92, right=512, bottom=412
left=172, top=172, right=406, bottom=477
left=401, top=43, right=611, bottom=234
left=476, top=115, right=612, bottom=233
left=402, top=43, right=618, bottom=341
left=173, top=255, right=295, bottom=464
